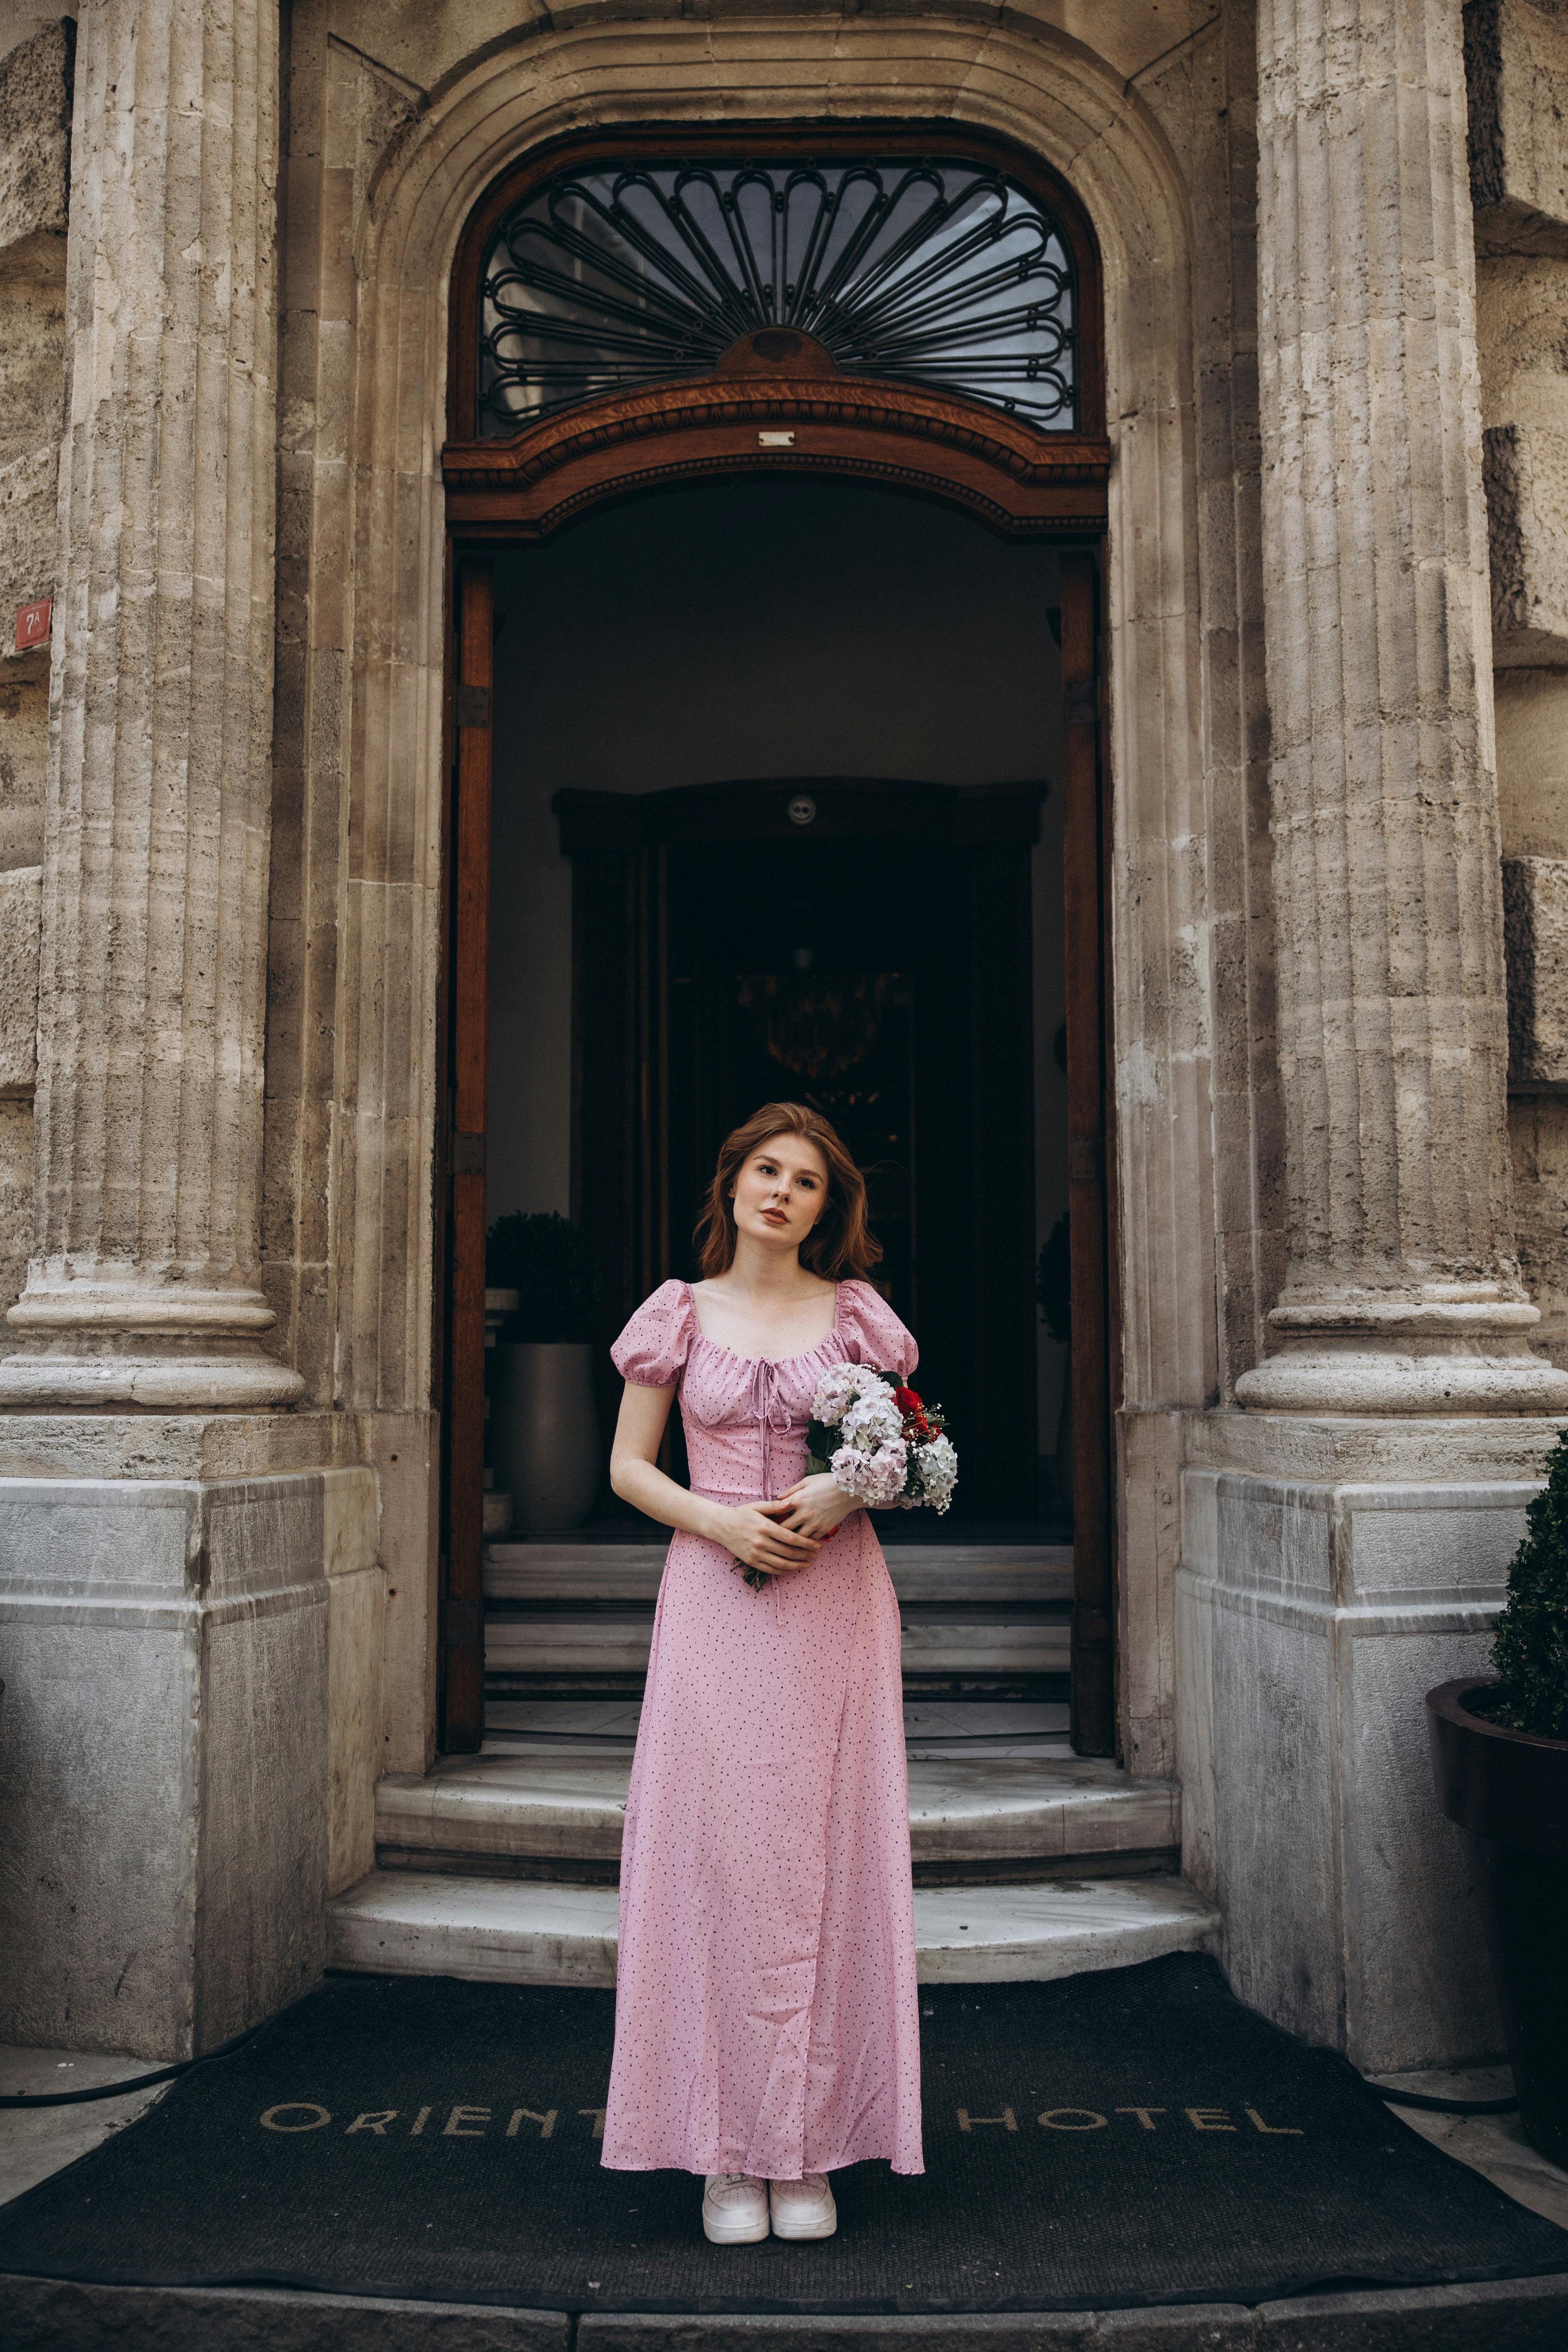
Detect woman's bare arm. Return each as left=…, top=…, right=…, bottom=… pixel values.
left=608, top=1381, right=821, bottom=1577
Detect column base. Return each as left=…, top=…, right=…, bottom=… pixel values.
left=1236, top=1286, right=1568, bottom=1414
left=0, top=1350, right=306, bottom=1409
left=0, top=1287, right=306, bottom=1409
left=1235, top=1345, right=1568, bottom=1415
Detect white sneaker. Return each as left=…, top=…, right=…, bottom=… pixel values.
left=701, top=2172, right=770, bottom=2244
left=769, top=2172, right=838, bottom=2240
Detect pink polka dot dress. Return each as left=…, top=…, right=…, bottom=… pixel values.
left=601, top=1277, right=924, bottom=2181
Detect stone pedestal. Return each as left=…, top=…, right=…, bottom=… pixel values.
left=1176, top=1415, right=1557, bottom=2068
left=0, top=1458, right=378, bottom=2059
left=0, top=1463, right=368, bottom=2058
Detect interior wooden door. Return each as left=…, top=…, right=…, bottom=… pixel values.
left=557, top=783, right=1044, bottom=1522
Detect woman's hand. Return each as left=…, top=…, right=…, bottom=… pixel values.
left=769, top=1472, right=859, bottom=1544
left=717, top=1503, right=822, bottom=1578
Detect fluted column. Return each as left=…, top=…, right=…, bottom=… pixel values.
left=1237, top=0, right=1568, bottom=1414
left=0, top=0, right=301, bottom=1409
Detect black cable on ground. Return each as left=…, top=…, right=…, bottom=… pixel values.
left=0, top=2017, right=268, bottom=2109
left=1375, top=2083, right=1519, bottom=2115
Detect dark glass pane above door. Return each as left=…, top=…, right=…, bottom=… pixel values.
left=479, top=159, right=1077, bottom=435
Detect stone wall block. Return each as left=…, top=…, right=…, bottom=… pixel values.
left=1509, top=1093, right=1568, bottom=1360
left=1503, top=853, right=1568, bottom=1079
left=367, top=1410, right=439, bottom=1779
left=196, top=1591, right=328, bottom=2050
left=1485, top=420, right=1568, bottom=659
left=1466, top=0, right=1568, bottom=251
left=0, top=1472, right=332, bottom=2057
left=0, top=442, right=58, bottom=638
left=0, top=21, right=72, bottom=262
left=0, top=668, right=47, bottom=864
left=0, top=1616, right=200, bottom=2053
left=0, top=1095, right=30, bottom=1320
left=0, top=859, right=40, bottom=1096
left=1199, top=1470, right=1523, bottom=2067
left=327, top=1563, right=385, bottom=1895
left=0, top=22, right=71, bottom=721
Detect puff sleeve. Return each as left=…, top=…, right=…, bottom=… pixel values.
left=610, top=1279, right=695, bottom=1387
left=840, top=1279, right=918, bottom=1379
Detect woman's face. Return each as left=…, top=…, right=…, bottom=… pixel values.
left=731, top=1134, right=831, bottom=1255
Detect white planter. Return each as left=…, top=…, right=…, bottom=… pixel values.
left=490, top=1341, right=601, bottom=1532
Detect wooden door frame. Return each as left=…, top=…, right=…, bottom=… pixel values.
left=1060, top=552, right=1115, bottom=1753
left=436, top=120, right=1119, bottom=1757
left=438, top=526, right=1116, bottom=1756
left=437, top=558, right=495, bottom=1754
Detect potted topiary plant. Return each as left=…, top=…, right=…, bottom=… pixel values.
left=486, top=1213, right=603, bottom=1533
left=1427, top=1428, right=1568, bottom=2163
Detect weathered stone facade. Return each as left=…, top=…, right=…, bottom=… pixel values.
left=1469, top=0, right=1568, bottom=1376
left=0, top=0, right=1565, bottom=2068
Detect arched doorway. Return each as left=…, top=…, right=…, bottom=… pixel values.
left=437, top=128, right=1114, bottom=1761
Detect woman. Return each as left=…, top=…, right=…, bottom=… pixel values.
left=602, top=1101, right=924, bottom=2245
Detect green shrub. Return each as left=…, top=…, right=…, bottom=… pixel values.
left=1489, top=1428, right=1568, bottom=1741
left=485, top=1212, right=601, bottom=1344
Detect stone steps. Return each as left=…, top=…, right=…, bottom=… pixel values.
left=481, top=1540, right=1074, bottom=1690
left=371, top=1749, right=1180, bottom=1883
left=482, top=1694, right=1075, bottom=1756
left=330, top=1535, right=1217, bottom=1988
left=482, top=1603, right=1071, bottom=1682
left=326, top=1870, right=1220, bottom=1988
left=484, top=1540, right=1074, bottom=1605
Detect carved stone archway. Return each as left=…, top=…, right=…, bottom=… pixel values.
left=319, top=13, right=1205, bottom=1781
left=435, top=119, right=1118, bottom=1752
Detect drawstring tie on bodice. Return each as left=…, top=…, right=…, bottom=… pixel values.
left=746, top=1357, right=796, bottom=1502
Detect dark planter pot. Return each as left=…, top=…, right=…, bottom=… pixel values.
left=1426, top=1676, right=1568, bottom=2166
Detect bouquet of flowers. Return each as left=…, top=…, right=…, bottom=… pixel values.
left=732, top=1361, right=957, bottom=1591
left=806, top=1363, right=958, bottom=1511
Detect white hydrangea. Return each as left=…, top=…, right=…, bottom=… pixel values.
left=839, top=1391, right=903, bottom=1452
left=831, top=1435, right=908, bottom=1506
left=915, top=1435, right=958, bottom=1512
left=812, top=1354, right=956, bottom=1516
left=811, top=1361, right=893, bottom=1426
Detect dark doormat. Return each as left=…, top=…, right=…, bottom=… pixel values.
left=0, top=1954, right=1563, bottom=2316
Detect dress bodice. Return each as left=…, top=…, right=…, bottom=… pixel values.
left=611, top=1277, right=917, bottom=1501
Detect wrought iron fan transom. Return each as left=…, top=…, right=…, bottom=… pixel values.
left=478, top=158, right=1078, bottom=436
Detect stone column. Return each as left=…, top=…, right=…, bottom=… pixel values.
left=0, top=0, right=302, bottom=1409
left=1237, top=0, right=1568, bottom=1415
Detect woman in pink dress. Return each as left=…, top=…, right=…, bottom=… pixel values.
left=602, top=1100, right=924, bottom=2245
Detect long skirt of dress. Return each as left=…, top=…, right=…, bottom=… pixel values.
left=601, top=1504, right=925, bottom=2179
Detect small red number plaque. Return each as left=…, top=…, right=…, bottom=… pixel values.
left=14, top=596, right=51, bottom=652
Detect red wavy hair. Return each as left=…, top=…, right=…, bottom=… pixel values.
left=694, top=1102, right=883, bottom=1282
